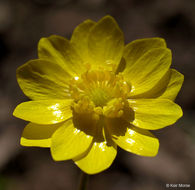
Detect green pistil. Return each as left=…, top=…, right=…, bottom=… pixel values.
left=90, top=88, right=110, bottom=107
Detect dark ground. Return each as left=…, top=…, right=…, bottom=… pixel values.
left=0, top=0, right=195, bottom=190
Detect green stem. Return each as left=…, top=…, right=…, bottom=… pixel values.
left=78, top=171, right=89, bottom=190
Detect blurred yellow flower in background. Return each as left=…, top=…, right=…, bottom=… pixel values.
left=13, top=15, right=183, bottom=174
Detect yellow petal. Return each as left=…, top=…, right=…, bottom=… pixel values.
left=71, top=19, right=95, bottom=61
left=88, top=15, right=124, bottom=71
left=128, top=99, right=183, bottom=130
left=123, top=38, right=166, bottom=71
left=123, top=48, right=172, bottom=96
left=21, top=122, right=62, bottom=147
left=13, top=99, right=73, bottom=124
left=17, top=59, right=71, bottom=100
left=38, top=35, right=85, bottom=77
left=128, top=70, right=171, bottom=99
left=158, top=69, right=184, bottom=100
left=106, top=118, right=159, bottom=156
left=51, top=119, right=93, bottom=161
left=132, top=69, right=184, bottom=100
left=74, top=139, right=117, bottom=174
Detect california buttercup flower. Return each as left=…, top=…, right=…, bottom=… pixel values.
left=13, top=15, right=183, bottom=174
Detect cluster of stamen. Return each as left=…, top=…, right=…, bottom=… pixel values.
left=69, top=69, right=131, bottom=120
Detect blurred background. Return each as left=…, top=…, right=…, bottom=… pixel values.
left=0, top=0, right=195, bottom=189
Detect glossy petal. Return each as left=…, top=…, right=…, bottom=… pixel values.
left=17, top=59, right=71, bottom=100
left=123, top=48, right=172, bottom=96
left=74, top=121, right=117, bottom=174
left=51, top=119, right=93, bottom=161
left=21, top=122, right=62, bottom=147
left=74, top=139, right=117, bottom=174
left=133, top=69, right=184, bottom=100
left=123, top=38, right=166, bottom=71
left=128, top=99, right=183, bottom=130
left=158, top=69, right=184, bottom=100
left=38, top=35, right=85, bottom=77
left=128, top=69, right=171, bottom=99
left=88, top=15, right=124, bottom=71
left=13, top=99, right=73, bottom=124
left=71, top=19, right=95, bottom=61
left=106, top=118, right=159, bottom=156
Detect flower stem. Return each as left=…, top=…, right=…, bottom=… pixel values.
left=78, top=171, right=89, bottom=190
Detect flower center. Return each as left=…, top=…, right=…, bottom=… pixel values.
left=69, top=70, right=131, bottom=119
left=90, top=87, right=110, bottom=107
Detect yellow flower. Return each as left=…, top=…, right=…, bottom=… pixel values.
left=13, top=15, right=183, bottom=174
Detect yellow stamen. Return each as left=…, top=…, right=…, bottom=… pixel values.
left=69, top=69, right=131, bottom=119
left=103, top=98, right=125, bottom=118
